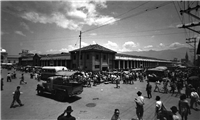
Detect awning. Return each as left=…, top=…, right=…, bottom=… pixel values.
left=55, top=71, right=81, bottom=76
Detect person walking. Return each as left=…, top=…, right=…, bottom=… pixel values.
left=163, top=80, right=169, bottom=94
left=146, top=81, right=152, bottom=99
left=178, top=94, right=191, bottom=120
left=190, top=88, right=199, bottom=109
left=115, top=75, right=120, bottom=88
left=184, top=84, right=191, bottom=98
left=155, top=96, right=167, bottom=120
left=7, top=72, right=11, bottom=82
left=175, top=80, right=182, bottom=97
left=135, top=91, right=144, bottom=120
left=57, top=106, right=76, bottom=120
left=170, top=81, right=176, bottom=96
left=20, top=73, right=27, bottom=85
left=10, top=86, right=24, bottom=108
left=154, top=80, right=160, bottom=92
left=111, top=109, right=121, bottom=120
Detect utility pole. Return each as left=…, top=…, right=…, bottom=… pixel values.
left=179, top=3, right=200, bottom=34
left=186, top=37, right=197, bottom=65
left=79, top=31, right=82, bottom=70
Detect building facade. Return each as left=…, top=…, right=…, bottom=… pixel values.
left=7, top=55, right=20, bottom=64
left=19, top=44, right=172, bottom=71
left=70, top=44, right=116, bottom=71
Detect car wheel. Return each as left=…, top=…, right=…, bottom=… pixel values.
left=37, top=89, right=43, bottom=95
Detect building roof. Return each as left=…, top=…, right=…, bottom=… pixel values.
left=7, top=55, right=20, bottom=58
left=116, top=53, right=170, bottom=62
left=70, top=44, right=116, bottom=53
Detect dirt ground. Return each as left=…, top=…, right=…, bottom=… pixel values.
left=1, top=69, right=200, bottom=120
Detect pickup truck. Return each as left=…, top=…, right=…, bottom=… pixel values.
left=36, top=75, right=83, bottom=101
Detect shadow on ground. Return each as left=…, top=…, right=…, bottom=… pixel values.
left=37, top=93, right=81, bottom=103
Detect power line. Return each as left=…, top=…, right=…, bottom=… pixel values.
left=82, top=1, right=173, bottom=34
left=84, top=27, right=177, bottom=36
left=2, top=26, right=179, bottom=44
left=82, top=32, right=186, bottom=39
left=173, top=1, right=189, bottom=38
left=115, top=1, right=150, bottom=18
left=2, top=31, right=186, bottom=45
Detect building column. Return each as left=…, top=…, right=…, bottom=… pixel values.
left=127, top=60, right=129, bottom=69
left=123, top=60, right=125, bottom=69
left=135, top=61, right=137, bottom=68
left=139, top=61, right=141, bottom=68
left=130, top=60, right=132, bottom=69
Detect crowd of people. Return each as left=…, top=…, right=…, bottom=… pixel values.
left=1, top=65, right=200, bottom=120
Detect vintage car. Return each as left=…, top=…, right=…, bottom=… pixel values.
left=36, top=71, right=83, bottom=101
left=146, top=67, right=167, bottom=82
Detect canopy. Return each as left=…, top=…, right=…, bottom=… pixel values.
left=132, top=68, right=143, bottom=71
left=55, top=71, right=78, bottom=76
left=155, top=66, right=168, bottom=70
left=148, top=68, right=164, bottom=71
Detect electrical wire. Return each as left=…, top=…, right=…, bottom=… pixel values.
left=2, top=31, right=186, bottom=45
left=173, top=1, right=189, bottom=38
left=82, top=32, right=186, bottom=40
left=82, top=2, right=173, bottom=34
left=84, top=27, right=177, bottom=36
left=82, top=1, right=150, bottom=34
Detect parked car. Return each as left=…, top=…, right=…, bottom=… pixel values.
left=146, top=67, right=167, bottom=82
left=36, top=74, right=83, bottom=102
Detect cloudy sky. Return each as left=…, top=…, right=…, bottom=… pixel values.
left=1, top=0, right=199, bottom=55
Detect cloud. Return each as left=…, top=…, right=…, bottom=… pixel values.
left=90, top=33, right=97, bottom=36
left=159, top=43, right=165, bottom=47
left=120, top=41, right=139, bottom=52
left=15, top=31, right=26, bottom=36
left=29, top=50, right=41, bottom=54
left=20, top=22, right=34, bottom=33
left=104, top=41, right=119, bottom=51
left=169, top=42, right=186, bottom=49
left=46, top=49, right=58, bottom=53
left=144, top=45, right=153, bottom=48
left=46, top=42, right=88, bottom=53
left=92, top=41, right=96, bottom=44
left=3, top=1, right=117, bottom=31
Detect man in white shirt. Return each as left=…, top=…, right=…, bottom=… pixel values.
left=135, top=91, right=144, bottom=120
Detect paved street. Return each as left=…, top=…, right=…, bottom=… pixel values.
left=1, top=69, right=200, bottom=120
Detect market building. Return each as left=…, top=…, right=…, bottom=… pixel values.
left=19, top=44, right=172, bottom=71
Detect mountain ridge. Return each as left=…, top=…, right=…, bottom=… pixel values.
left=121, top=47, right=192, bottom=61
